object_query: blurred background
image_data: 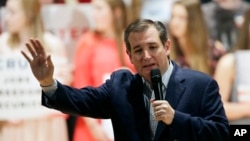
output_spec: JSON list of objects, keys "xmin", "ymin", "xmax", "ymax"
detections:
[{"xmin": 1, "ymin": 0, "xmax": 250, "ymax": 141}]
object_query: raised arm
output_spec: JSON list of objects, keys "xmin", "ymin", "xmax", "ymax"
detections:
[{"xmin": 21, "ymin": 38, "xmax": 54, "ymax": 86}]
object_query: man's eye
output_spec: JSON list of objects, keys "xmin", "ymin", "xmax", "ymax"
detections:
[
  {"xmin": 134, "ymin": 49, "xmax": 142, "ymax": 53},
  {"xmin": 150, "ymin": 46, "xmax": 157, "ymax": 49}
]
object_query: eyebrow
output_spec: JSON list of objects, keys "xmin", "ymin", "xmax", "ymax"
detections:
[
  {"xmin": 132, "ymin": 42, "xmax": 158, "ymax": 50},
  {"xmin": 148, "ymin": 42, "xmax": 158, "ymax": 46},
  {"xmin": 132, "ymin": 45, "xmax": 141, "ymax": 50}
]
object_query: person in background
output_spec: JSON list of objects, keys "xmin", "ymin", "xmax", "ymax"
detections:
[
  {"xmin": 21, "ymin": 18, "xmax": 229, "ymax": 141},
  {"xmin": 126, "ymin": 0, "xmax": 142, "ymax": 25},
  {"xmin": 201, "ymin": 0, "xmax": 211, "ymax": 3},
  {"xmin": 0, "ymin": 0, "xmax": 7, "ymax": 7},
  {"xmin": 214, "ymin": 8, "xmax": 250, "ymax": 125},
  {"xmin": 56, "ymin": 0, "xmax": 91, "ymax": 3},
  {"xmin": 0, "ymin": 0, "xmax": 6, "ymax": 33},
  {"xmin": 202, "ymin": 0, "xmax": 249, "ymax": 52},
  {"xmin": 140, "ymin": 0, "xmax": 176, "ymax": 24},
  {"xmin": 0, "ymin": 13, "xmax": 1, "ymax": 34},
  {"xmin": 39, "ymin": 0, "xmax": 91, "ymax": 4},
  {"xmin": 0, "ymin": 0, "xmax": 72, "ymax": 141},
  {"xmin": 168, "ymin": 0, "xmax": 224, "ymax": 75},
  {"xmin": 71, "ymin": 0, "xmax": 136, "ymax": 141}
]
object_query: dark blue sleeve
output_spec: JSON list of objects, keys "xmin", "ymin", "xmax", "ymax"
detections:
[{"xmin": 41, "ymin": 80, "xmax": 112, "ymax": 118}]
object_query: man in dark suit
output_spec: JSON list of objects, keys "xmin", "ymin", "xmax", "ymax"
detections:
[{"xmin": 21, "ymin": 19, "xmax": 229, "ymax": 141}]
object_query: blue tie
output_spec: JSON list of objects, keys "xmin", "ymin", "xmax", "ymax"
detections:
[{"xmin": 144, "ymin": 82, "xmax": 159, "ymax": 140}]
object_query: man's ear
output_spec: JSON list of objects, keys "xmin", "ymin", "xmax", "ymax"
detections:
[
  {"xmin": 126, "ymin": 50, "xmax": 133, "ymax": 64},
  {"xmin": 164, "ymin": 39, "xmax": 171, "ymax": 55}
]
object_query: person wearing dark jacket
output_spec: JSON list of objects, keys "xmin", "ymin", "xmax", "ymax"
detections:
[{"xmin": 21, "ymin": 19, "xmax": 229, "ymax": 141}]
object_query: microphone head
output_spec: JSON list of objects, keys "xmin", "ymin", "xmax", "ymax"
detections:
[{"xmin": 150, "ymin": 68, "xmax": 161, "ymax": 83}]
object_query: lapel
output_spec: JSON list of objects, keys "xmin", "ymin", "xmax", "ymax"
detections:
[
  {"xmin": 128, "ymin": 74, "xmax": 152, "ymax": 141},
  {"xmin": 154, "ymin": 63, "xmax": 186, "ymax": 141}
]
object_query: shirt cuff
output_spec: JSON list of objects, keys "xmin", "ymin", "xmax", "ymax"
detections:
[{"xmin": 41, "ymin": 79, "xmax": 58, "ymax": 96}]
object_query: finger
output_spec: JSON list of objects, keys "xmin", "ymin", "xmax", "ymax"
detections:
[
  {"xmin": 35, "ymin": 39, "xmax": 46, "ymax": 56},
  {"xmin": 30, "ymin": 38, "xmax": 45, "ymax": 57},
  {"xmin": 155, "ymin": 115, "xmax": 165, "ymax": 121},
  {"xmin": 155, "ymin": 103, "xmax": 170, "ymax": 113},
  {"xmin": 151, "ymin": 100, "xmax": 163, "ymax": 107},
  {"xmin": 154, "ymin": 110, "xmax": 161, "ymax": 116},
  {"xmin": 21, "ymin": 51, "xmax": 32, "ymax": 63},
  {"xmin": 150, "ymin": 99, "xmax": 155, "ymax": 103},
  {"xmin": 30, "ymin": 38, "xmax": 40, "ymax": 55},
  {"xmin": 47, "ymin": 55, "xmax": 54, "ymax": 68},
  {"xmin": 154, "ymin": 110, "xmax": 165, "ymax": 119},
  {"xmin": 25, "ymin": 42, "xmax": 37, "ymax": 58},
  {"xmin": 154, "ymin": 105, "xmax": 166, "ymax": 113},
  {"xmin": 153, "ymin": 105, "xmax": 162, "ymax": 111}
]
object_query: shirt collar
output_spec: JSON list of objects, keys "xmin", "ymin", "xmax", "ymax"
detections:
[{"xmin": 162, "ymin": 61, "xmax": 174, "ymax": 88}]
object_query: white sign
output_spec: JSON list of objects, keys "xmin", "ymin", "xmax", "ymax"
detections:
[{"xmin": 0, "ymin": 55, "xmax": 60, "ymax": 120}]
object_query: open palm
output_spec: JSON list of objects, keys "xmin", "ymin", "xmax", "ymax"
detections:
[{"xmin": 21, "ymin": 39, "xmax": 54, "ymax": 86}]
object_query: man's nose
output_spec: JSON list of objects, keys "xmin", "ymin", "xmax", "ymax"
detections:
[{"xmin": 143, "ymin": 50, "xmax": 151, "ymax": 60}]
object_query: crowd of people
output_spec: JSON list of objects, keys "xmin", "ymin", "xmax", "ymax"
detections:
[{"xmin": 1, "ymin": 0, "xmax": 250, "ymax": 141}]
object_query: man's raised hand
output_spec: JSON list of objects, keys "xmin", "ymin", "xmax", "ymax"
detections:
[{"xmin": 21, "ymin": 38, "xmax": 54, "ymax": 86}]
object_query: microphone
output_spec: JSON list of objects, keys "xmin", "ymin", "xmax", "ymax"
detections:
[{"xmin": 151, "ymin": 68, "xmax": 163, "ymax": 100}]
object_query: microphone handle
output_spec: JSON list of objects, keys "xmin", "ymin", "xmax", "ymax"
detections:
[
  {"xmin": 153, "ymin": 82, "xmax": 163, "ymax": 100},
  {"xmin": 158, "ymin": 82, "xmax": 163, "ymax": 100}
]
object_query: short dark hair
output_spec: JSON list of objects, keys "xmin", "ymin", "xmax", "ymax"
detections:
[{"xmin": 124, "ymin": 19, "xmax": 168, "ymax": 52}]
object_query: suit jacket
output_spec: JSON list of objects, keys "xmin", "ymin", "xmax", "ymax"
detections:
[{"xmin": 42, "ymin": 62, "xmax": 229, "ymax": 141}]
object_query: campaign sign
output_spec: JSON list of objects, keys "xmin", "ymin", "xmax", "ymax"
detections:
[{"xmin": 0, "ymin": 55, "xmax": 60, "ymax": 120}]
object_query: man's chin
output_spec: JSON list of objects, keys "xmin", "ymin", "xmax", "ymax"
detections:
[{"xmin": 141, "ymin": 72, "xmax": 151, "ymax": 82}]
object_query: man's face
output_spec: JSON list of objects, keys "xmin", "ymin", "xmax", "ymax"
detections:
[{"xmin": 127, "ymin": 26, "xmax": 171, "ymax": 82}]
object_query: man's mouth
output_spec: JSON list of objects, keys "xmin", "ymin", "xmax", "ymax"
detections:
[{"xmin": 143, "ymin": 63, "xmax": 156, "ymax": 69}]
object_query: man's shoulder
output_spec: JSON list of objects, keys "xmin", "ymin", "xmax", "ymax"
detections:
[
  {"xmin": 173, "ymin": 67, "xmax": 217, "ymax": 90},
  {"xmin": 175, "ymin": 65, "xmax": 213, "ymax": 82},
  {"xmin": 104, "ymin": 69, "xmax": 139, "ymax": 87},
  {"xmin": 110, "ymin": 68, "xmax": 135, "ymax": 79}
]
